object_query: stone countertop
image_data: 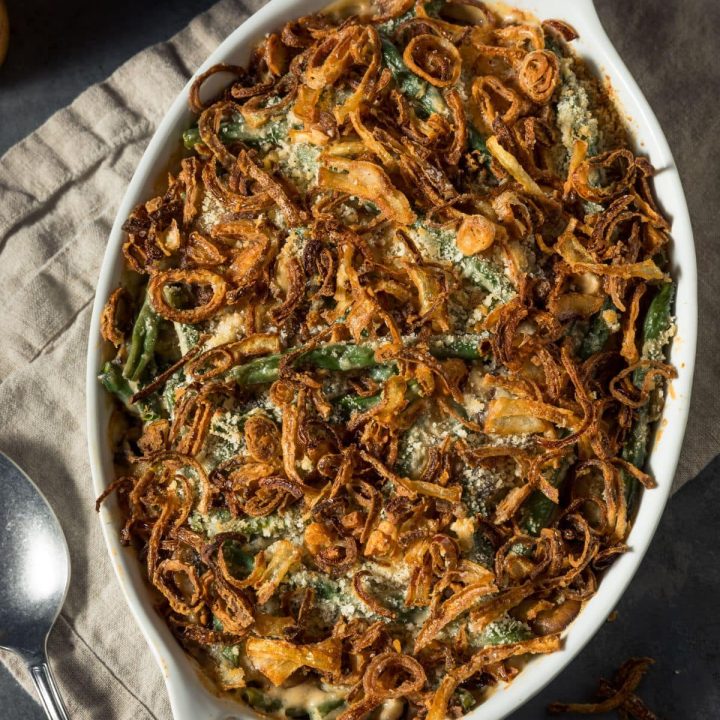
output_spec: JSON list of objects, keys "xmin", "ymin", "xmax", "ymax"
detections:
[{"xmin": 1, "ymin": 0, "xmax": 718, "ymax": 717}]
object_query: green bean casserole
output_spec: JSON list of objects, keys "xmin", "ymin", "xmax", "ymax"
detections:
[{"xmin": 97, "ymin": 1, "xmax": 677, "ymax": 718}]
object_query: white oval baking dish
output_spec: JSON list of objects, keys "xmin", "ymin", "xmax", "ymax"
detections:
[{"xmin": 86, "ymin": 1, "xmax": 697, "ymax": 718}]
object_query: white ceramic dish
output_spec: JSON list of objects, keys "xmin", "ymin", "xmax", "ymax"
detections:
[{"xmin": 86, "ymin": 1, "xmax": 697, "ymax": 718}]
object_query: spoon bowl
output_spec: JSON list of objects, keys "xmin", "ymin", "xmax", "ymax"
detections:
[{"xmin": 0, "ymin": 451, "xmax": 71, "ymax": 720}]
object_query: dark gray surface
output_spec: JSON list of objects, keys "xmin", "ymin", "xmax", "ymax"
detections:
[
  {"xmin": 1, "ymin": 0, "xmax": 718, "ymax": 718},
  {"xmin": 0, "ymin": 0, "xmax": 216, "ymax": 154}
]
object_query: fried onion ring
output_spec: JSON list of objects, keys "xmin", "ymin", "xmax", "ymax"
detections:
[
  {"xmin": 148, "ymin": 268, "xmax": 227, "ymax": 323},
  {"xmin": 403, "ymin": 34, "xmax": 462, "ymax": 88}
]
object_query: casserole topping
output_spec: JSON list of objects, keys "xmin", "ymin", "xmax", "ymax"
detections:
[{"xmin": 97, "ymin": 1, "xmax": 676, "ymax": 717}]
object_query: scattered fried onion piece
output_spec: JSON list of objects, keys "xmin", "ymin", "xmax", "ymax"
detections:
[{"xmin": 548, "ymin": 657, "xmax": 656, "ymax": 716}]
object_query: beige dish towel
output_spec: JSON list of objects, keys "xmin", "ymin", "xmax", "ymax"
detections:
[{"xmin": 0, "ymin": 0, "xmax": 716, "ymax": 717}]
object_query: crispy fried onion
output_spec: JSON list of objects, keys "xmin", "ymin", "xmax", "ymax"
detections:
[
  {"xmin": 517, "ymin": 49, "xmax": 560, "ymax": 103},
  {"xmin": 363, "ymin": 652, "xmax": 426, "ymax": 698},
  {"xmin": 361, "ymin": 451, "xmax": 463, "ymax": 503},
  {"xmin": 609, "ymin": 361, "xmax": 676, "ymax": 409},
  {"xmin": 486, "ymin": 134, "xmax": 546, "ymax": 199},
  {"xmin": 571, "ymin": 149, "xmax": 638, "ymax": 203},
  {"xmin": 315, "ymin": 536, "xmax": 358, "ymax": 575},
  {"xmin": 340, "ymin": 652, "xmax": 427, "ymax": 720},
  {"xmin": 189, "ymin": 334, "xmax": 280, "ymax": 379},
  {"xmin": 427, "ymin": 635, "xmax": 562, "ymax": 720},
  {"xmin": 556, "ymin": 225, "xmax": 664, "ymax": 281},
  {"xmin": 548, "ymin": 657, "xmax": 656, "ymax": 715},
  {"xmin": 472, "ymin": 76, "xmax": 525, "ymax": 132},
  {"xmin": 255, "ymin": 540, "xmax": 302, "ymax": 603},
  {"xmin": 153, "ymin": 559, "xmax": 203, "ymax": 615},
  {"xmin": 414, "ymin": 574, "xmax": 497, "ymax": 651},
  {"xmin": 485, "ymin": 396, "xmax": 579, "ymax": 435},
  {"xmin": 353, "ymin": 570, "xmax": 396, "ymax": 618},
  {"xmin": 100, "ymin": 287, "xmax": 129, "ymax": 347},
  {"xmin": 189, "ymin": 63, "xmax": 245, "ymax": 114},
  {"xmin": 455, "ymin": 213, "xmax": 502, "ymax": 255},
  {"xmin": 403, "ymin": 34, "xmax": 462, "ymax": 88},
  {"xmin": 303, "ymin": 24, "xmax": 382, "ymax": 124},
  {"xmin": 319, "ymin": 157, "xmax": 416, "ymax": 224},
  {"xmin": 236, "ymin": 150, "xmax": 307, "ymax": 226},
  {"xmin": 148, "ymin": 268, "xmax": 227, "ymax": 323},
  {"xmin": 542, "ymin": 19, "xmax": 579, "ymax": 42},
  {"xmin": 246, "ymin": 636, "xmax": 341, "ymax": 686}
]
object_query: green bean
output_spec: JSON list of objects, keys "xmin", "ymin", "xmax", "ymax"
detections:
[
  {"xmin": 636, "ymin": 281, "xmax": 675, "ymax": 371},
  {"xmin": 174, "ymin": 322, "xmax": 200, "ymax": 356},
  {"xmin": 467, "ymin": 125, "xmax": 491, "ymax": 164},
  {"xmin": 517, "ymin": 296, "xmax": 622, "ymax": 534},
  {"xmin": 428, "ymin": 334, "xmax": 487, "ymax": 360},
  {"xmin": 335, "ymin": 392, "xmax": 382, "ymax": 416},
  {"xmin": 227, "ymin": 353, "xmax": 283, "ymax": 386},
  {"xmin": 162, "ymin": 369, "xmax": 185, "ymax": 413},
  {"xmin": 191, "ymin": 508, "xmax": 304, "ymax": 540},
  {"xmin": 519, "ymin": 460, "xmax": 570, "ymax": 536},
  {"xmin": 381, "ymin": 36, "xmax": 491, "ymax": 164},
  {"xmin": 228, "ymin": 336, "xmax": 487, "ymax": 387},
  {"xmin": 333, "ymin": 335, "xmax": 487, "ymax": 417},
  {"xmin": 99, "ymin": 361, "xmax": 133, "ymax": 405},
  {"xmin": 480, "ymin": 619, "xmax": 534, "ymax": 646},
  {"xmin": 368, "ymin": 364, "xmax": 398, "ymax": 382},
  {"xmin": 380, "ymin": 37, "xmax": 446, "ymax": 118},
  {"xmin": 286, "ymin": 708, "xmax": 310, "ymax": 719},
  {"xmin": 621, "ymin": 417, "xmax": 649, "ymax": 514},
  {"xmin": 415, "ymin": 221, "xmax": 512, "ymax": 300},
  {"xmin": 227, "ymin": 345, "xmax": 373, "ymax": 387},
  {"xmin": 459, "ymin": 256, "xmax": 515, "ymax": 302},
  {"xmin": 241, "ymin": 688, "xmax": 282, "ymax": 713},
  {"xmin": 470, "ymin": 528, "xmax": 496, "ymax": 569},
  {"xmin": 99, "ymin": 362, "xmax": 160, "ymax": 422},
  {"xmin": 316, "ymin": 699, "xmax": 346, "ymax": 717},
  {"xmin": 335, "ymin": 379, "xmax": 422, "ymax": 418},
  {"xmin": 423, "ymin": 0, "xmax": 445, "ymax": 15},
  {"xmin": 455, "ymin": 688, "xmax": 477, "ymax": 713},
  {"xmin": 123, "ymin": 293, "xmax": 160, "ymax": 381},
  {"xmin": 301, "ymin": 343, "xmax": 378, "ymax": 371},
  {"xmin": 221, "ymin": 540, "xmax": 254, "ymax": 578},
  {"xmin": 221, "ymin": 645, "xmax": 241, "ymax": 667},
  {"xmin": 183, "ymin": 118, "xmax": 286, "ymax": 150},
  {"xmin": 579, "ymin": 298, "xmax": 617, "ymax": 360},
  {"xmin": 303, "ymin": 575, "xmax": 339, "ymax": 601},
  {"xmin": 622, "ymin": 281, "xmax": 675, "ymax": 512}
]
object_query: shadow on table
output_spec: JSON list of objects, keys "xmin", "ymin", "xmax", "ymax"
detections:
[
  {"xmin": 511, "ymin": 453, "xmax": 720, "ymax": 718},
  {"xmin": 0, "ymin": 0, "xmax": 217, "ymax": 153},
  {"xmin": 0, "ymin": 0, "xmax": 216, "ymax": 87}
]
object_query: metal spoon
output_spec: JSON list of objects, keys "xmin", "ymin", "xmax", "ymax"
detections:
[{"xmin": 0, "ymin": 451, "xmax": 71, "ymax": 720}]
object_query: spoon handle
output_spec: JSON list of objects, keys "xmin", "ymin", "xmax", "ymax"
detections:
[{"xmin": 29, "ymin": 659, "xmax": 70, "ymax": 720}]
